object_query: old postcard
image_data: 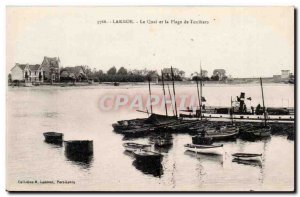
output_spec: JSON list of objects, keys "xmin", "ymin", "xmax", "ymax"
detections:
[{"xmin": 6, "ymin": 6, "xmax": 295, "ymax": 192}]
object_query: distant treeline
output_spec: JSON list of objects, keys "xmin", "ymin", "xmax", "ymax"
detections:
[{"xmin": 98, "ymin": 74, "xmax": 146, "ymax": 82}]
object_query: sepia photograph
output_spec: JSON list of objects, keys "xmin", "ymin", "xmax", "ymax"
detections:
[{"xmin": 6, "ymin": 6, "xmax": 295, "ymax": 192}]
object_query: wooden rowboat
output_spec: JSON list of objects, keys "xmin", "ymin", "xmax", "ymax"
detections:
[
  {"xmin": 232, "ymin": 153, "xmax": 262, "ymax": 160},
  {"xmin": 184, "ymin": 143, "xmax": 223, "ymax": 155},
  {"xmin": 123, "ymin": 142, "xmax": 152, "ymax": 152}
]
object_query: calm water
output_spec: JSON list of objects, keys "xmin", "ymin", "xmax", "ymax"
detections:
[{"xmin": 6, "ymin": 84, "xmax": 294, "ymax": 191}]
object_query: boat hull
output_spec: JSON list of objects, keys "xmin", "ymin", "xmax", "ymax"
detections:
[
  {"xmin": 184, "ymin": 144, "xmax": 224, "ymax": 155},
  {"xmin": 240, "ymin": 125, "xmax": 271, "ymax": 140},
  {"xmin": 43, "ymin": 132, "xmax": 63, "ymax": 144},
  {"xmin": 123, "ymin": 143, "xmax": 152, "ymax": 152},
  {"xmin": 133, "ymin": 150, "xmax": 163, "ymax": 164},
  {"xmin": 232, "ymin": 153, "xmax": 262, "ymax": 161}
]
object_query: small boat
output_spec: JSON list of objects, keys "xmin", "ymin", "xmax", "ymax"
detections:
[
  {"xmin": 193, "ymin": 126, "xmax": 239, "ymax": 142},
  {"xmin": 192, "ymin": 136, "xmax": 213, "ymax": 145},
  {"xmin": 43, "ymin": 132, "xmax": 63, "ymax": 144},
  {"xmin": 64, "ymin": 140, "xmax": 93, "ymax": 156},
  {"xmin": 132, "ymin": 149, "xmax": 163, "ymax": 164},
  {"xmin": 240, "ymin": 125, "xmax": 271, "ymax": 140},
  {"xmin": 123, "ymin": 142, "xmax": 152, "ymax": 152},
  {"xmin": 153, "ymin": 136, "xmax": 173, "ymax": 147},
  {"xmin": 122, "ymin": 127, "xmax": 155, "ymax": 137},
  {"xmin": 232, "ymin": 153, "xmax": 262, "ymax": 161},
  {"xmin": 184, "ymin": 143, "xmax": 223, "ymax": 155}
]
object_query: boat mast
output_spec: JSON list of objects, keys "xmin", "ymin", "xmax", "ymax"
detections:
[
  {"xmin": 161, "ymin": 70, "xmax": 168, "ymax": 116},
  {"xmin": 260, "ymin": 77, "xmax": 267, "ymax": 127},
  {"xmin": 148, "ymin": 76, "xmax": 153, "ymax": 114},
  {"xmin": 230, "ymin": 96, "xmax": 233, "ymax": 124},
  {"xmin": 167, "ymin": 84, "xmax": 176, "ymax": 116},
  {"xmin": 196, "ymin": 76, "xmax": 201, "ymax": 118},
  {"xmin": 171, "ymin": 66, "xmax": 178, "ymax": 117},
  {"xmin": 199, "ymin": 62, "xmax": 203, "ymax": 120}
]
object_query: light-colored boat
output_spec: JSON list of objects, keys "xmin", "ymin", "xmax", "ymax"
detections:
[
  {"xmin": 184, "ymin": 143, "xmax": 224, "ymax": 155},
  {"xmin": 123, "ymin": 142, "xmax": 152, "ymax": 152}
]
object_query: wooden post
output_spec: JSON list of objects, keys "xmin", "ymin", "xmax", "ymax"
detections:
[
  {"xmin": 161, "ymin": 70, "xmax": 168, "ymax": 116},
  {"xmin": 171, "ymin": 67, "xmax": 178, "ymax": 118},
  {"xmin": 196, "ymin": 78, "xmax": 201, "ymax": 118},
  {"xmin": 148, "ymin": 76, "xmax": 153, "ymax": 114},
  {"xmin": 260, "ymin": 77, "xmax": 267, "ymax": 127},
  {"xmin": 199, "ymin": 63, "xmax": 203, "ymax": 120},
  {"xmin": 167, "ymin": 84, "xmax": 175, "ymax": 116}
]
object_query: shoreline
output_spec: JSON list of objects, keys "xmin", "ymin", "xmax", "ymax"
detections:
[{"xmin": 8, "ymin": 81, "xmax": 294, "ymax": 88}]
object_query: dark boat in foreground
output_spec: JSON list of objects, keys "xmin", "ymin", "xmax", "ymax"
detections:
[
  {"xmin": 64, "ymin": 140, "xmax": 93, "ymax": 156},
  {"xmin": 43, "ymin": 132, "xmax": 63, "ymax": 144},
  {"xmin": 132, "ymin": 149, "xmax": 163, "ymax": 164}
]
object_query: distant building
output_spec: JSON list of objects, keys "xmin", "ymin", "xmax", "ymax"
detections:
[
  {"xmin": 162, "ymin": 68, "xmax": 185, "ymax": 78},
  {"xmin": 212, "ymin": 69, "xmax": 226, "ymax": 81},
  {"xmin": 201, "ymin": 70, "xmax": 208, "ymax": 78},
  {"xmin": 40, "ymin": 56, "xmax": 61, "ymax": 82},
  {"xmin": 60, "ymin": 66, "xmax": 87, "ymax": 82},
  {"xmin": 281, "ymin": 70, "xmax": 290, "ymax": 81},
  {"xmin": 273, "ymin": 75, "xmax": 281, "ymax": 83},
  {"xmin": 149, "ymin": 73, "xmax": 159, "ymax": 84},
  {"xmin": 10, "ymin": 63, "xmax": 44, "ymax": 82}
]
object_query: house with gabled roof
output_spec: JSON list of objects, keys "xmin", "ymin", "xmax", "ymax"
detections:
[
  {"xmin": 40, "ymin": 56, "xmax": 61, "ymax": 82},
  {"xmin": 10, "ymin": 63, "xmax": 44, "ymax": 82},
  {"xmin": 60, "ymin": 66, "xmax": 87, "ymax": 82}
]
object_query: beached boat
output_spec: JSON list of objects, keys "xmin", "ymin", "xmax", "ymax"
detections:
[
  {"xmin": 123, "ymin": 142, "xmax": 152, "ymax": 152},
  {"xmin": 132, "ymin": 149, "xmax": 163, "ymax": 164},
  {"xmin": 184, "ymin": 143, "xmax": 223, "ymax": 155},
  {"xmin": 232, "ymin": 153, "xmax": 262, "ymax": 161}
]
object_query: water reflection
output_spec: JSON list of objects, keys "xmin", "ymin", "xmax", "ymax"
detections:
[
  {"xmin": 132, "ymin": 160, "xmax": 163, "ymax": 178},
  {"xmin": 184, "ymin": 150, "xmax": 224, "ymax": 166},
  {"xmin": 44, "ymin": 140, "xmax": 63, "ymax": 147},
  {"xmin": 154, "ymin": 145, "xmax": 173, "ymax": 153},
  {"xmin": 64, "ymin": 152, "xmax": 94, "ymax": 170},
  {"xmin": 232, "ymin": 158, "xmax": 262, "ymax": 168}
]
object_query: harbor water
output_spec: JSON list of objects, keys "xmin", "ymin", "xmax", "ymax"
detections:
[{"xmin": 6, "ymin": 84, "xmax": 294, "ymax": 191}]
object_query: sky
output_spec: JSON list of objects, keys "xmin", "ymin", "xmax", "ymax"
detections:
[{"xmin": 6, "ymin": 7, "xmax": 294, "ymax": 78}]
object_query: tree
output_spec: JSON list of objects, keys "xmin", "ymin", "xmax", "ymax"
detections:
[
  {"xmin": 117, "ymin": 67, "xmax": 128, "ymax": 75},
  {"xmin": 8, "ymin": 74, "xmax": 12, "ymax": 83},
  {"xmin": 107, "ymin": 66, "xmax": 117, "ymax": 75}
]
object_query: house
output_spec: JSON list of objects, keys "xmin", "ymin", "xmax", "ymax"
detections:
[
  {"xmin": 60, "ymin": 66, "xmax": 87, "ymax": 82},
  {"xmin": 149, "ymin": 73, "xmax": 159, "ymax": 84},
  {"xmin": 281, "ymin": 70, "xmax": 290, "ymax": 82},
  {"xmin": 273, "ymin": 75, "xmax": 281, "ymax": 83},
  {"xmin": 162, "ymin": 68, "xmax": 185, "ymax": 78},
  {"xmin": 191, "ymin": 70, "xmax": 208, "ymax": 78},
  {"xmin": 212, "ymin": 69, "xmax": 226, "ymax": 81},
  {"xmin": 40, "ymin": 56, "xmax": 61, "ymax": 82},
  {"xmin": 10, "ymin": 63, "xmax": 44, "ymax": 82}
]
